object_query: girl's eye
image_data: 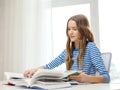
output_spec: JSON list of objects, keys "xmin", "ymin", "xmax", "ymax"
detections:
[
  {"xmin": 67, "ymin": 28, "xmax": 78, "ymax": 31},
  {"xmin": 67, "ymin": 29, "xmax": 70, "ymax": 31},
  {"xmin": 73, "ymin": 28, "xmax": 77, "ymax": 31}
]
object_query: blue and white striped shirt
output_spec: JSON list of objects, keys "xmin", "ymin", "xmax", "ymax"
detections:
[{"xmin": 44, "ymin": 42, "xmax": 110, "ymax": 83}]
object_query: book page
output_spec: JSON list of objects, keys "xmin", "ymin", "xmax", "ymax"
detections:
[
  {"xmin": 32, "ymin": 81, "xmax": 71, "ymax": 89},
  {"xmin": 29, "ymin": 69, "xmax": 81, "ymax": 85},
  {"xmin": 4, "ymin": 72, "xmax": 24, "ymax": 79}
]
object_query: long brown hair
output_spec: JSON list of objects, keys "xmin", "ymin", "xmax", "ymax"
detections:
[{"xmin": 66, "ymin": 14, "xmax": 94, "ymax": 70}]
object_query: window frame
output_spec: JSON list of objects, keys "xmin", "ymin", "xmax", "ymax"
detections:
[{"xmin": 51, "ymin": 0, "xmax": 100, "ymax": 48}]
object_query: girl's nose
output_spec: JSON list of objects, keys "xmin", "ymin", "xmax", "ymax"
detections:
[{"xmin": 69, "ymin": 30, "xmax": 73, "ymax": 34}]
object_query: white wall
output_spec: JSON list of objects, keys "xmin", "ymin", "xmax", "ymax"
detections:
[
  {"xmin": 99, "ymin": 0, "xmax": 120, "ymax": 82},
  {"xmin": 0, "ymin": 0, "xmax": 52, "ymax": 80}
]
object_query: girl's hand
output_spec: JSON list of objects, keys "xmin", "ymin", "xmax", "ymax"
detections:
[
  {"xmin": 24, "ymin": 68, "xmax": 37, "ymax": 78},
  {"xmin": 24, "ymin": 66, "xmax": 43, "ymax": 78},
  {"xmin": 68, "ymin": 72, "xmax": 90, "ymax": 83}
]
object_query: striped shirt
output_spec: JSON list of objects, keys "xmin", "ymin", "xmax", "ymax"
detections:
[{"xmin": 44, "ymin": 42, "xmax": 110, "ymax": 83}]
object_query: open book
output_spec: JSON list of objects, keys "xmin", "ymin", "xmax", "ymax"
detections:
[{"xmin": 3, "ymin": 69, "xmax": 80, "ymax": 89}]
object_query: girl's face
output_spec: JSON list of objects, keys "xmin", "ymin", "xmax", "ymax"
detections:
[{"xmin": 67, "ymin": 20, "xmax": 80, "ymax": 43}]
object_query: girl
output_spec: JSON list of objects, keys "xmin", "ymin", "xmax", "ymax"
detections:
[{"xmin": 24, "ymin": 14, "xmax": 110, "ymax": 83}]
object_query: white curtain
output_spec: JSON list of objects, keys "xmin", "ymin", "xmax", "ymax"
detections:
[{"xmin": 0, "ymin": 0, "xmax": 52, "ymax": 80}]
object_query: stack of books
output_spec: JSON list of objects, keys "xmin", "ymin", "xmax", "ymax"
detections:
[{"xmin": 3, "ymin": 69, "xmax": 80, "ymax": 89}]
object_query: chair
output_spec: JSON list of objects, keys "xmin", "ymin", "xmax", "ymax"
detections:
[{"xmin": 101, "ymin": 52, "xmax": 112, "ymax": 73}]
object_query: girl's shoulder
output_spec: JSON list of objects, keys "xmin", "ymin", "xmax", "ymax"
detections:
[
  {"xmin": 86, "ymin": 42, "xmax": 96, "ymax": 47},
  {"xmin": 86, "ymin": 42, "xmax": 99, "ymax": 51}
]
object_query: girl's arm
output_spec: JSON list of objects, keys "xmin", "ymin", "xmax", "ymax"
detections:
[{"xmin": 69, "ymin": 72, "xmax": 104, "ymax": 83}]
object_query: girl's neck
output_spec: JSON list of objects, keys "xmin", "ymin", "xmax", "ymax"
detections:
[{"xmin": 74, "ymin": 41, "xmax": 81, "ymax": 49}]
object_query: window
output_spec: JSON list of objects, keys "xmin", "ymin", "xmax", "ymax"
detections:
[
  {"xmin": 52, "ymin": 4, "xmax": 90, "ymax": 57},
  {"xmin": 51, "ymin": 0, "xmax": 99, "ymax": 69}
]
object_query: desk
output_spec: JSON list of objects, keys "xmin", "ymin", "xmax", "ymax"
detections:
[{"xmin": 1, "ymin": 82, "xmax": 120, "ymax": 90}]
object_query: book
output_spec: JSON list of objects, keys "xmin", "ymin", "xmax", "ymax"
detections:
[{"xmin": 3, "ymin": 69, "xmax": 81, "ymax": 89}]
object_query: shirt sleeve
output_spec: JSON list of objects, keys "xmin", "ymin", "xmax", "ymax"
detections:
[
  {"xmin": 43, "ymin": 50, "xmax": 66, "ymax": 69},
  {"xmin": 87, "ymin": 42, "xmax": 110, "ymax": 83}
]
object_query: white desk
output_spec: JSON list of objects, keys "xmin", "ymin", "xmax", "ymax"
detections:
[{"xmin": 1, "ymin": 82, "xmax": 120, "ymax": 90}]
